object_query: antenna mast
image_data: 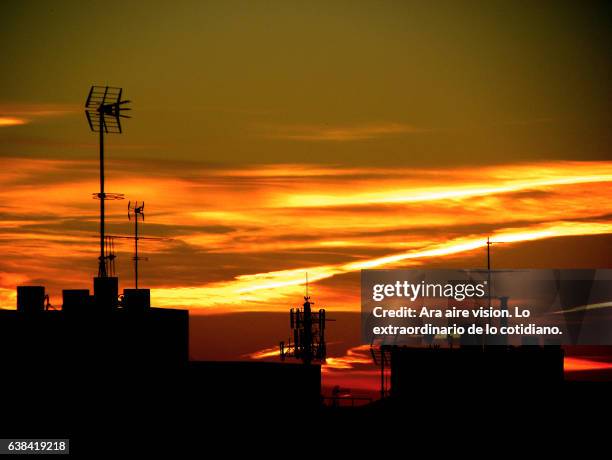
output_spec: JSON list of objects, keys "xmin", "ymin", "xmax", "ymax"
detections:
[
  {"xmin": 485, "ymin": 236, "xmax": 505, "ymax": 345},
  {"xmin": 84, "ymin": 86, "xmax": 131, "ymax": 277},
  {"xmin": 128, "ymin": 201, "xmax": 145, "ymax": 289},
  {"xmin": 486, "ymin": 236, "xmax": 505, "ymax": 305}
]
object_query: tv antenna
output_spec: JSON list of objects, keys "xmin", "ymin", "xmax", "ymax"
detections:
[
  {"xmin": 84, "ymin": 86, "xmax": 131, "ymax": 277},
  {"xmin": 128, "ymin": 201, "xmax": 145, "ymax": 289},
  {"xmin": 106, "ymin": 203, "xmax": 171, "ymax": 289}
]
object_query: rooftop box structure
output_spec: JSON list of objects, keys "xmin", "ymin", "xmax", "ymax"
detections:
[
  {"xmin": 62, "ymin": 289, "xmax": 91, "ymax": 313},
  {"xmin": 17, "ymin": 286, "xmax": 45, "ymax": 313},
  {"xmin": 123, "ymin": 288, "xmax": 150, "ymax": 311},
  {"xmin": 93, "ymin": 276, "xmax": 118, "ymax": 311}
]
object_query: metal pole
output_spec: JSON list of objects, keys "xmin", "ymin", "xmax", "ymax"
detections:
[
  {"xmin": 487, "ymin": 237, "xmax": 491, "ymax": 272},
  {"xmin": 486, "ymin": 237, "xmax": 492, "ymax": 347},
  {"xmin": 99, "ymin": 115, "xmax": 106, "ymax": 277},
  {"xmin": 487, "ymin": 237, "xmax": 491, "ymax": 307},
  {"xmin": 380, "ymin": 348, "xmax": 385, "ymax": 400},
  {"xmin": 135, "ymin": 210, "xmax": 139, "ymax": 289},
  {"xmin": 303, "ymin": 298, "xmax": 312, "ymax": 364}
]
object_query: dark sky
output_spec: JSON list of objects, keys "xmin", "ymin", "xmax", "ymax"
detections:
[{"xmin": 1, "ymin": 0, "xmax": 611, "ymax": 166}]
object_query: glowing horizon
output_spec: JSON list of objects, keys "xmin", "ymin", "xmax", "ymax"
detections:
[{"xmin": 0, "ymin": 158, "xmax": 610, "ymax": 312}]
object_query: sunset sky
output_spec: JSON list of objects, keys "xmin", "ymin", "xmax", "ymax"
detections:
[{"xmin": 1, "ymin": 1, "xmax": 612, "ymax": 392}]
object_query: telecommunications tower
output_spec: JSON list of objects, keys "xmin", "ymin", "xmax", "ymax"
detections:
[{"xmin": 280, "ymin": 274, "xmax": 328, "ymax": 364}]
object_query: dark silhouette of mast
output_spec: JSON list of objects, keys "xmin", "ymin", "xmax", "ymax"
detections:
[
  {"xmin": 128, "ymin": 201, "xmax": 145, "ymax": 289},
  {"xmin": 107, "ymin": 203, "xmax": 167, "ymax": 289},
  {"xmin": 485, "ymin": 236, "xmax": 505, "ymax": 344},
  {"xmin": 99, "ymin": 109, "xmax": 105, "ymax": 276},
  {"xmin": 280, "ymin": 273, "xmax": 327, "ymax": 364},
  {"xmin": 486, "ymin": 236, "xmax": 505, "ymax": 307},
  {"xmin": 84, "ymin": 86, "xmax": 131, "ymax": 277}
]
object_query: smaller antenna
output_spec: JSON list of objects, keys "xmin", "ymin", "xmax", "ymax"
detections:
[
  {"xmin": 128, "ymin": 201, "xmax": 145, "ymax": 289},
  {"xmin": 486, "ymin": 236, "xmax": 505, "ymax": 272},
  {"xmin": 305, "ymin": 272, "xmax": 309, "ymax": 300}
]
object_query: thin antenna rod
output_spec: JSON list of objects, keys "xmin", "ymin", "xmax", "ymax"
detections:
[
  {"xmin": 98, "ymin": 108, "xmax": 105, "ymax": 277},
  {"xmin": 135, "ymin": 204, "xmax": 139, "ymax": 289},
  {"xmin": 486, "ymin": 236, "xmax": 506, "ymax": 297},
  {"xmin": 305, "ymin": 272, "xmax": 308, "ymax": 298},
  {"xmin": 485, "ymin": 236, "xmax": 506, "ymax": 346}
]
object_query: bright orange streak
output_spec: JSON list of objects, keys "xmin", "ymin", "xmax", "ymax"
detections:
[
  {"xmin": 343, "ymin": 223, "xmax": 602, "ymax": 271},
  {"xmin": 323, "ymin": 345, "xmax": 372, "ymax": 371},
  {"xmin": 0, "ymin": 117, "xmax": 27, "ymax": 127},
  {"xmin": 245, "ymin": 344, "xmax": 374, "ymax": 371},
  {"xmin": 282, "ymin": 173, "xmax": 612, "ymax": 207},
  {"xmin": 244, "ymin": 346, "xmax": 280, "ymax": 360},
  {"xmin": 152, "ymin": 220, "xmax": 612, "ymax": 310},
  {"xmin": 564, "ymin": 357, "xmax": 612, "ymax": 372},
  {"xmin": 246, "ymin": 346, "xmax": 612, "ymax": 372}
]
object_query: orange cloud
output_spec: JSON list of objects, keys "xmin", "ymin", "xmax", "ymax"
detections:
[
  {"xmin": 565, "ymin": 357, "xmax": 612, "ymax": 372},
  {"xmin": 0, "ymin": 117, "xmax": 27, "ymax": 127},
  {"xmin": 151, "ymin": 220, "xmax": 612, "ymax": 310},
  {"xmin": 246, "ymin": 343, "xmax": 374, "ymax": 371},
  {"xmin": 0, "ymin": 158, "xmax": 610, "ymax": 312},
  {"xmin": 0, "ymin": 103, "xmax": 78, "ymax": 127},
  {"xmin": 323, "ymin": 345, "xmax": 373, "ymax": 371},
  {"xmin": 278, "ymin": 163, "xmax": 612, "ymax": 207},
  {"xmin": 243, "ymin": 346, "xmax": 280, "ymax": 360}
]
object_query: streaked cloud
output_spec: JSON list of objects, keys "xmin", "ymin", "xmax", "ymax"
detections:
[
  {"xmin": 0, "ymin": 103, "xmax": 79, "ymax": 127},
  {"xmin": 262, "ymin": 122, "xmax": 424, "ymax": 141},
  {"xmin": 565, "ymin": 357, "xmax": 612, "ymax": 372},
  {"xmin": 278, "ymin": 162, "xmax": 612, "ymax": 207},
  {"xmin": 0, "ymin": 117, "xmax": 27, "ymax": 127},
  {"xmin": 243, "ymin": 346, "xmax": 280, "ymax": 360},
  {"xmin": 0, "ymin": 158, "xmax": 610, "ymax": 312},
  {"xmin": 151, "ymin": 219, "xmax": 612, "ymax": 310},
  {"xmin": 323, "ymin": 345, "xmax": 373, "ymax": 371},
  {"xmin": 247, "ymin": 343, "xmax": 373, "ymax": 371}
]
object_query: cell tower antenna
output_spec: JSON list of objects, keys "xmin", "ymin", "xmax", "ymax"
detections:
[
  {"xmin": 84, "ymin": 85, "xmax": 131, "ymax": 277},
  {"xmin": 280, "ymin": 286, "xmax": 329, "ymax": 365},
  {"xmin": 128, "ymin": 201, "xmax": 145, "ymax": 289}
]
